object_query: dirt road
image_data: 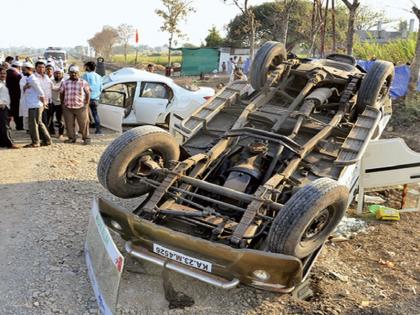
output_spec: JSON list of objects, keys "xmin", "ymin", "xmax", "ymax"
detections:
[{"xmin": 0, "ymin": 129, "xmax": 419, "ymax": 315}]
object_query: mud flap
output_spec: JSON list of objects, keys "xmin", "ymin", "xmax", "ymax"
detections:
[
  {"xmin": 162, "ymin": 262, "xmax": 195, "ymax": 309},
  {"xmin": 85, "ymin": 198, "xmax": 125, "ymax": 315}
]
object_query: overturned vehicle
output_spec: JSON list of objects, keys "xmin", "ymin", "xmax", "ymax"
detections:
[{"xmin": 95, "ymin": 42, "xmax": 394, "ymax": 293}]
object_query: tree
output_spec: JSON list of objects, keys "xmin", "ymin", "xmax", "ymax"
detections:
[
  {"xmin": 155, "ymin": 0, "xmax": 195, "ymax": 66},
  {"xmin": 205, "ymin": 26, "xmax": 224, "ymax": 47},
  {"xmin": 225, "ymin": 1, "xmax": 314, "ymax": 51},
  {"xmin": 406, "ymin": 5, "xmax": 420, "ymax": 111},
  {"xmin": 117, "ymin": 24, "xmax": 135, "ymax": 63},
  {"xmin": 341, "ymin": 0, "xmax": 360, "ymax": 55},
  {"xmin": 355, "ymin": 6, "xmax": 391, "ymax": 31},
  {"xmin": 88, "ymin": 26, "xmax": 119, "ymax": 59},
  {"xmin": 224, "ymin": 0, "xmax": 257, "ymax": 60},
  {"xmin": 273, "ymin": 0, "xmax": 298, "ymax": 44}
]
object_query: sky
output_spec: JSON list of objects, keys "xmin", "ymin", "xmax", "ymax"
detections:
[{"xmin": 0, "ymin": 0, "xmax": 418, "ymax": 49}]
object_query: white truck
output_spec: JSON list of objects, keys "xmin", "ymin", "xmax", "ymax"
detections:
[{"xmin": 44, "ymin": 47, "xmax": 67, "ymax": 69}]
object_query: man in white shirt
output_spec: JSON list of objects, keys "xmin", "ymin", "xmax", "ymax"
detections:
[
  {"xmin": 34, "ymin": 61, "xmax": 53, "ymax": 127},
  {"xmin": 50, "ymin": 68, "xmax": 65, "ymax": 138},
  {"xmin": 56, "ymin": 57, "xmax": 64, "ymax": 70},
  {"xmin": 0, "ymin": 66, "xmax": 18, "ymax": 148},
  {"xmin": 21, "ymin": 62, "xmax": 51, "ymax": 148}
]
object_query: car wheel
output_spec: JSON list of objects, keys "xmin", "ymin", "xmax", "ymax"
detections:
[
  {"xmin": 355, "ymin": 61, "xmax": 394, "ymax": 115},
  {"xmin": 267, "ymin": 178, "xmax": 349, "ymax": 258},
  {"xmin": 249, "ymin": 41, "xmax": 287, "ymax": 91},
  {"xmin": 97, "ymin": 126, "xmax": 180, "ymax": 199}
]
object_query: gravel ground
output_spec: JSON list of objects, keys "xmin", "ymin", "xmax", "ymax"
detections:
[{"xmin": 0, "ymin": 128, "xmax": 419, "ymax": 315}]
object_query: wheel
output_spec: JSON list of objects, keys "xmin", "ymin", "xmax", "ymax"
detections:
[
  {"xmin": 249, "ymin": 41, "xmax": 287, "ymax": 90},
  {"xmin": 355, "ymin": 61, "xmax": 394, "ymax": 115},
  {"xmin": 97, "ymin": 126, "xmax": 180, "ymax": 199},
  {"xmin": 267, "ymin": 178, "xmax": 349, "ymax": 258}
]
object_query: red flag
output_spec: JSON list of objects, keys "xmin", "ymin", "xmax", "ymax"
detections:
[{"xmin": 135, "ymin": 30, "xmax": 139, "ymax": 44}]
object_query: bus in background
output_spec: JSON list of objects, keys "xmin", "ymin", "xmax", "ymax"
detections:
[{"xmin": 44, "ymin": 47, "xmax": 67, "ymax": 69}]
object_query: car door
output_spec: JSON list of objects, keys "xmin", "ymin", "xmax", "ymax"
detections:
[
  {"xmin": 134, "ymin": 81, "xmax": 173, "ymax": 124},
  {"xmin": 97, "ymin": 82, "xmax": 137, "ymax": 132}
]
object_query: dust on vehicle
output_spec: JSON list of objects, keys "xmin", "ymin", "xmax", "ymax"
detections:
[{"xmin": 94, "ymin": 41, "xmax": 395, "ymax": 293}]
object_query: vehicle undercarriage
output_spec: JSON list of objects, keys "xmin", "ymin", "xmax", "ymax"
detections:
[{"xmin": 96, "ymin": 41, "xmax": 394, "ymax": 291}]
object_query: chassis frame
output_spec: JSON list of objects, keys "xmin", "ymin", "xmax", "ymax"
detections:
[{"xmin": 95, "ymin": 48, "xmax": 394, "ymax": 292}]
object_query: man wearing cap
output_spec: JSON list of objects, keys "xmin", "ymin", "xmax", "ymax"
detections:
[
  {"xmin": 21, "ymin": 62, "xmax": 51, "ymax": 148},
  {"xmin": 60, "ymin": 65, "xmax": 91, "ymax": 145},
  {"xmin": 0, "ymin": 67, "xmax": 18, "ymax": 149},
  {"xmin": 6, "ymin": 60, "xmax": 23, "ymax": 130},
  {"xmin": 50, "ymin": 68, "xmax": 65, "ymax": 138},
  {"xmin": 82, "ymin": 61, "xmax": 102, "ymax": 135}
]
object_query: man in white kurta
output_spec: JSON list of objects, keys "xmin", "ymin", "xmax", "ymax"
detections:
[{"xmin": 0, "ymin": 67, "xmax": 18, "ymax": 148}]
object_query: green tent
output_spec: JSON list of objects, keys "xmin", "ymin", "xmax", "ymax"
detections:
[{"xmin": 178, "ymin": 48, "xmax": 219, "ymax": 76}]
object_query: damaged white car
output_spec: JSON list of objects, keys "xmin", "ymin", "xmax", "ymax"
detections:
[{"xmin": 97, "ymin": 68, "xmax": 215, "ymax": 132}]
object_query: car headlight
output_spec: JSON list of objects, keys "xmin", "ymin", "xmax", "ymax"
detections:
[{"xmin": 252, "ymin": 270, "xmax": 271, "ymax": 281}]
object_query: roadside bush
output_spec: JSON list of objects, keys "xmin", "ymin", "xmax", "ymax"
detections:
[{"xmin": 353, "ymin": 36, "xmax": 416, "ymax": 64}]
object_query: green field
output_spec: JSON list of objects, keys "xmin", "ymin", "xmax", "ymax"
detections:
[{"xmin": 111, "ymin": 54, "xmax": 182, "ymax": 66}]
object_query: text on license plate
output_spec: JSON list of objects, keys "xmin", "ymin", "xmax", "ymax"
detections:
[{"xmin": 153, "ymin": 244, "xmax": 212, "ymax": 272}]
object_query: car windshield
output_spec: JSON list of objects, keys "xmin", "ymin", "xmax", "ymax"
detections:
[{"xmin": 44, "ymin": 52, "xmax": 66, "ymax": 60}]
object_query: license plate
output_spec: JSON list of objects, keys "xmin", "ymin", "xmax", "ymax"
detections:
[
  {"xmin": 85, "ymin": 198, "xmax": 125, "ymax": 315},
  {"xmin": 153, "ymin": 243, "xmax": 212, "ymax": 272}
]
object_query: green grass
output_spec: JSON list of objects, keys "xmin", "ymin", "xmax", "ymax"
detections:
[
  {"xmin": 111, "ymin": 54, "xmax": 182, "ymax": 66},
  {"xmin": 353, "ymin": 37, "xmax": 416, "ymax": 64}
]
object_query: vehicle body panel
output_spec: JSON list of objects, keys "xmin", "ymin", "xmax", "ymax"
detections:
[
  {"xmin": 97, "ymin": 68, "xmax": 215, "ymax": 132},
  {"xmin": 97, "ymin": 197, "xmax": 303, "ymax": 291}
]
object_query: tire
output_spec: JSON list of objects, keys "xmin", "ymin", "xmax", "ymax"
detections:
[
  {"xmin": 355, "ymin": 61, "xmax": 394, "ymax": 115},
  {"xmin": 97, "ymin": 126, "xmax": 180, "ymax": 199},
  {"xmin": 250, "ymin": 41, "xmax": 287, "ymax": 91},
  {"xmin": 267, "ymin": 178, "xmax": 349, "ymax": 258}
]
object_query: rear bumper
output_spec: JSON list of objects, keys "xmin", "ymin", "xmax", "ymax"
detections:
[{"xmin": 97, "ymin": 197, "xmax": 303, "ymax": 292}]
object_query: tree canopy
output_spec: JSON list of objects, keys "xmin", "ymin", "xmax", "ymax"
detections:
[
  {"xmin": 117, "ymin": 24, "xmax": 136, "ymax": 63},
  {"xmin": 156, "ymin": 0, "xmax": 195, "ymax": 65},
  {"xmin": 88, "ymin": 26, "xmax": 119, "ymax": 59},
  {"xmin": 224, "ymin": 0, "xmax": 390, "ymax": 55},
  {"xmin": 205, "ymin": 26, "xmax": 224, "ymax": 47}
]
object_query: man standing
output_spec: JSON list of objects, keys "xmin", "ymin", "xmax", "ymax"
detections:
[
  {"xmin": 56, "ymin": 57, "xmax": 64, "ymax": 70},
  {"xmin": 147, "ymin": 64, "xmax": 155, "ymax": 73},
  {"xmin": 60, "ymin": 65, "xmax": 91, "ymax": 145},
  {"xmin": 34, "ymin": 61, "xmax": 53, "ymax": 127},
  {"xmin": 6, "ymin": 60, "xmax": 23, "ymax": 130},
  {"xmin": 21, "ymin": 62, "xmax": 51, "ymax": 148},
  {"xmin": 50, "ymin": 68, "xmax": 65, "ymax": 139},
  {"xmin": 46, "ymin": 64, "xmax": 54, "ymax": 79},
  {"xmin": 0, "ymin": 67, "xmax": 18, "ymax": 149},
  {"xmin": 5, "ymin": 56, "xmax": 14, "ymax": 66},
  {"xmin": 82, "ymin": 61, "xmax": 102, "ymax": 134}
]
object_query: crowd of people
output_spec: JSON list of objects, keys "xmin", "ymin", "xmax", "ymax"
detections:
[
  {"xmin": 221, "ymin": 55, "xmax": 249, "ymax": 82},
  {"xmin": 0, "ymin": 56, "xmax": 103, "ymax": 149}
]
